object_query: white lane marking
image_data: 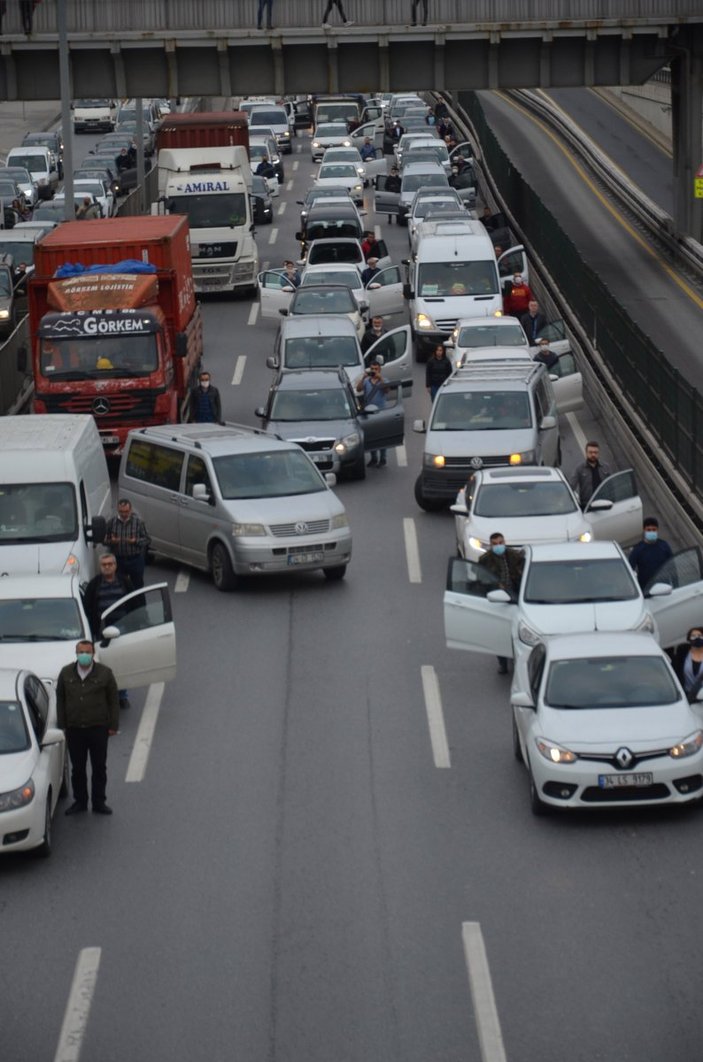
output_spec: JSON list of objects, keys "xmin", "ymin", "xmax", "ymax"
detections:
[
  {"xmin": 248, "ymin": 302, "xmax": 260, "ymax": 326},
  {"xmin": 421, "ymin": 665, "xmax": 450, "ymax": 768},
  {"xmin": 462, "ymin": 923, "xmax": 508, "ymax": 1062},
  {"xmin": 286, "ymin": 178, "xmax": 294, "ymax": 190},
  {"xmin": 125, "ymin": 683, "xmax": 164, "ymax": 783},
  {"xmin": 231, "ymin": 355, "xmax": 247, "ymax": 386},
  {"xmin": 374, "ymin": 223, "xmax": 382, "ymax": 239},
  {"xmin": 53, "ymin": 947, "xmax": 102, "ymax": 1062},
  {"xmin": 268, "ymin": 227, "xmax": 278, "ymax": 245},
  {"xmin": 403, "ymin": 516, "xmax": 422, "ymax": 584},
  {"xmin": 395, "ymin": 444, "xmax": 407, "ymax": 468},
  {"xmin": 566, "ymin": 411, "xmax": 587, "ymax": 453},
  {"xmin": 278, "ymin": 201, "xmax": 287, "ymax": 216},
  {"xmin": 292, "ymin": 159, "xmax": 299, "ymax": 171},
  {"xmin": 174, "ymin": 569, "xmax": 191, "ymax": 592}
]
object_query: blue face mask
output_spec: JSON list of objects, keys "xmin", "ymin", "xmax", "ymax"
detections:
[
  {"xmin": 492, "ymin": 543, "xmax": 506, "ymax": 556},
  {"xmin": 644, "ymin": 530, "xmax": 658, "ymax": 543},
  {"xmin": 76, "ymin": 652, "xmax": 93, "ymax": 667}
]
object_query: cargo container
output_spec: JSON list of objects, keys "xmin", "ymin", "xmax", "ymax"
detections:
[{"xmin": 155, "ymin": 111, "xmax": 250, "ymax": 154}]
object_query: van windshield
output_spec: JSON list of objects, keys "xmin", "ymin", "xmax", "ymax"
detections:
[
  {"xmin": 40, "ymin": 335, "xmax": 158, "ymax": 378},
  {"xmin": 0, "ymin": 483, "xmax": 78, "ymax": 543},
  {"xmin": 8, "ymin": 154, "xmax": 46, "ymax": 175},
  {"xmin": 168, "ymin": 192, "xmax": 247, "ymax": 229},
  {"xmin": 0, "ymin": 598, "xmax": 84, "ymax": 642},
  {"xmin": 430, "ymin": 391, "xmax": 531, "ymax": 431},
  {"xmin": 213, "ymin": 450, "xmax": 326, "ymax": 499},
  {"xmin": 418, "ymin": 260, "xmax": 498, "ymax": 297},
  {"xmin": 250, "ymin": 109, "xmax": 287, "ymax": 127}
]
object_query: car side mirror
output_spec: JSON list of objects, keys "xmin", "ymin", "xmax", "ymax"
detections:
[
  {"xmin": 486, "ymin": 589, "xmax": 512, "ymax": 604},
  {"xmin": 412, "ymin": 419, "xmax": 426, "ymax": 433},
  {"xmin": 402, "ymin": 283, "xmax": 412, "ymax": 300},
  {"xmin": 255, "ymin": 406, "xmax": 266, "ymax": 418},
  {"xmin": 450, "ymin": 503, "xmax": 468, "ymax": 515},
  {"xmin": 41, "ymin": 727, "xmax": 65, "ymax": 748},
  {"xmin": 587, "ymin": 498, "xmax": 613, "ymax": 512},
  {"xmin": 87, "ymin": 515, "xmax": 106, "ymax": 544},
  {"xmin": 266, "ymin": 356, "xmax": 278, "ymax": 369},
  {"xmin": 100, "ymin": 625, "xmax": 121, "ymax": 645},
  {"xmin": 295, "ymin": 231, "xmax": 302, "ymax": 241},
  {"xmin": 279, "ymin": 308, "xmax": 289, "ymax": 316},
  {"xmin": 324, "ymin": 473, "xmax": 337, "ymax": 486},
  {"xmin": 646, "ymin": 582, "xmax": 672, "ymax": 598},
  {"xmin": 192, "ymin": 483, "xmax": 212, "ymax": 504},
  {"xmin": 511, "ymin": 691, "xmax": 535, "ymax": 709},
  {"xmin": 539, "ymin": 415, "xmax": 556, "ymax": 430}
]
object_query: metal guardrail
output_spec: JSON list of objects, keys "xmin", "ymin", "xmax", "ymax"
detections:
[{"xmin": 511, "ymin": 88, "xmax": 703, "ymax": 278}]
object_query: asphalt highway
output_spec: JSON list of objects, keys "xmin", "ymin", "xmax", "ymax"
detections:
[{"xmin": 2, "ymin": 115, "xmax": 703, "ymax": 1062}]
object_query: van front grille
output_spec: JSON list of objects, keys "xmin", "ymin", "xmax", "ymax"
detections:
[{"xmin": 270, "ymin": 519, "xmax": 330, "ymax": 537}]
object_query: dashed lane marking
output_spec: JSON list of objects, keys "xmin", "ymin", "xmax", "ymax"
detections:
[
  {"xmin": 53, "ymin": 947, "xmax": 102, "ymax": 1062},
  {"xmin": 462, "ymin": 923, "xmax": 508, "ymax": 1062},
  {"xmin": 248, "ymin": 302, "xmax": 260, "ymax": 326},
  {"xmin": 174, "ymin": 569, "xmax": 191, "ymax": 592},
  {"xmin": 403, "ymin": 516, "xmax": 422, "ymax": 583},
  {"xmin": 231, "ymin": 355, "xmax": 247, "ymax": 386},
  {"xmin": 421, "ymin": 665, "xmax": 451, "ymax": 768},
  {"xmin": 125, "ymin": 683, "xmax": 164, "ymax": 784}
]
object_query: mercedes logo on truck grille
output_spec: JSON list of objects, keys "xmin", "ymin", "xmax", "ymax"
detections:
[{"xmin": 92, "ymin": 397, "xmax": 111, "ymax": 415}]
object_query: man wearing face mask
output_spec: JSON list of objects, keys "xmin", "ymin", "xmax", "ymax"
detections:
[
  {"xmin": 57, "ymin": 640, "xmax": 119, "ymax": 816},
  {"xmin": 189, "ymin": 370, "xmax": 223, "ymax": 424},
  {"xmin": 628, "ymin": 517, "xmax": 673, "ymax": 589},
  {"xmin": 479, "ymin": 532, "xmax": 524, "ymax": 673}
]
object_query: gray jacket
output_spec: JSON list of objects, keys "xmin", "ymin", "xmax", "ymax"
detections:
[{"xmin": 570, "ymin": 460, "xmax": 612, "ymax": 507}]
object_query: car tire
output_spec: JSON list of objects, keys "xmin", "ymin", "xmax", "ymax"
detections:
[
  {"xmin": 512, "ymin": 715, "xmax": 523, "ymax": 763},
  {"xmin": 210, "ymin": 542, "xmax": 239, "ymax": 592},
  {"xmin": 36, "ymin": 796, "xmax": 52, "ymax": 858},
  {"xmin": 323, "ymin": 565, "xmax": 347, "ymax": 581},
  {"xmin": 413, "ymin": 336, "xmax": 429, "ymax": 363},
  {"xmin": 528, "ymin": 761, "xmax": 550, "ymax": 817},
  {"xmin": 414, "ymin": 474, "xmax": 445, "ymax": 512},
  {"xmin": 347, "ymin": 453, "xmax": 366, "ymax": 480}
]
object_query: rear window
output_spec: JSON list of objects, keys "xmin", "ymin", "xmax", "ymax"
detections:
[
  {"xmin": 125, "ymin": 440, "xmax": 184, "ymax": 492},
  {"xmin": 306, "ymin": 221, "xmax": 361, "ymax": 241}
]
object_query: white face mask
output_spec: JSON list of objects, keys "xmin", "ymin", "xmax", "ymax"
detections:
[{"xmin": 200, "ymin": 380, "xmax": 210, "ymax": 390}]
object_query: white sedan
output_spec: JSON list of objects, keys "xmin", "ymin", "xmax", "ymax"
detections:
[
  {"xmin": 313, "ymin": 162, "xmax": 364, "ymax": 205},
  {"xmin": 311, "ymin": 123, "xmax": 352, "ymax": 162},
  {"xmin": 320, "ymin": 146, "xmax": 387, "ymax": 182},
  {"xmin": 512, "ymin": 632, "xmax": 703, "ymax": 814},
  {"xmin": 451, "ymin": 466, "xmax": 643, "ymax": 562},
  {"xmin": 74, "ymin": 177, "xmax": 116, "ymax": 218}
]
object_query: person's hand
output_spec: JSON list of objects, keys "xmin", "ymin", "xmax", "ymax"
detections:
[{"xmin": 108, "ymin": 729, "xmax": 118, "ymax": 737}]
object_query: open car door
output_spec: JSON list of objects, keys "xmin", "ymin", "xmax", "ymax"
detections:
[
  {"xmin": 497, "ymin": 245, "xmax": 529, "ymax": 285},
  {"xmin": 359, "ymin": 390, "xmax": 405, "ymax": 452},
  {"xmin": 443, "ymin": 556, "xmax": 515, "ymax": 659},
  {"xmin": 374, "ymin": 174, "xmax": 400, "ymax": 216},
  {"xmin": 550, "ymin": 351, "xmax": 583, "ymax": 414},
  {"xmin": 449, "ymin": 142, "xmax": 474, "ymax": 166},
  {"xmin": 364, "ymin": 324, "xmax": 413, "ymax": 391},
  {"xmin": 365, "ymin": 265, "xmax": 406, "ymax": 318},
  {"xmin": 97, "ymin": 584, "xmax": 177, "ymax": 690},
  {"xmin": 532, "ymin": 319, "xmax": 570, "ymax": 356},
  {"xmin": 258, "ymin": 269, "xmax": 295, "ymax": 319},
  {"xmin": 361, "ymin": 149, "xmax": 388, "ymax": 181},
  {"xmin": 584, "ymin": 469, "xmax": 643, "ymax": 545},
  {"xmin": 645, "ymin": 547, "xmax": 703, "ymax": 649},
  {"xmin": 351, "ymin": 119, "xmax": 385, "ymax": 150}
]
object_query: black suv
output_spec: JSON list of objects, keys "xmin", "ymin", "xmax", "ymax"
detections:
[{"xmin": 255, "ymin": 368, "xmax": 404, "ymax": 480}]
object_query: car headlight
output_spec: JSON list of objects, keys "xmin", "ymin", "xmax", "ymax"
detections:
[
  {"xmin": 509, "ymin": 450, "xmax": 536, "ymax": 465},
  {"xmin": 330, "ymin": 513, "xmax": 349, "ymax": 530},
  {"xmin": 281, "ymin": 131, "xmax": 290, "ymax": 137},
  {"xmin": 415, "ymin": 313, "xmax": 434, "ymax": 331},
  {"xmin": 335, "ymin": 432, "xmax": 361, "ymax": 454},
  {"xmin": 468, "ymin": 536, "xmax": 488, "ymax": 555},
  {"xmin": 669, "ymin": 731, "xmax": 703, "ymax": 759},
  {"xmin": 578, "ymin": 531, "xmax": 592, "ymax": 542},
  {"xmin": 232, "ymin": 523, "xmax": 266, "ymax": 537},
  {"xmin": 518, "ymin": 620, "xmax": 541, "ymax": 646},
  {"xmin": 534, "ymin": 738, "xmax": 577, "ymax": 764},
  {"xmin": 343, "ymin": 140, "xmax": 352, "ymax": 147},
  {"xmin": 0, "ymin": 778, "xmax": 35, "ymax": 813},
  {"xmin": 353, "ymin": 183, "xmax": 363, "ymax": 193},
  {"xmin": 635, "ymin": 612, "xmax": 655, "ymax": 634},
  {"xmin": 312, "ymin": 141, "xmax": 320, "ymax": 148},
  {"xmin": 422, "ymin": 452, "xmax": 445, "ymax": 469},
  {"xmin": 0, "ymin": 310, "xmax": 9, "ymax": 319}
]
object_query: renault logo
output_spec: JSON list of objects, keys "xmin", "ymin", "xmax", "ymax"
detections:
[
  {"xmin": 294, "ymin": 521, "xmax": 309, "ymax": 535},
  {"xmin": 615, "ymin": 747, "xmax": 634, "ymax": 769},
  {"xmin": 92, "ymin": 397, "xmax": 110, "ymax": 415}
]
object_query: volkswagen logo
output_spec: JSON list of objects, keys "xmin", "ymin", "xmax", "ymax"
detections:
[
  {"xmin": 470, "ymin": 456, "xmax": 483, "ymax": 469},
  {"xmin": 615, "ymin": 747, "xmax": 634, "ymax": 769},
  {"xmin": 92, "ymin": 397, "xmax": 111, "ymax": 416},
  {"xmin": 294, "ymin": 521, "xmax": 309, "ymax": 535}
]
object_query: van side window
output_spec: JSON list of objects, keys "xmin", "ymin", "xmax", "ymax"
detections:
[
  {"xmin": 125, "ymin": 440, "xmax": 184, "ymax": 492},
  {"xmin": 534, "ymin": 380, "xmax": 551, "ymax": 420},
  {"xmin": 185, "ymin": 456, "xmax": 213, "ymax": 499}
]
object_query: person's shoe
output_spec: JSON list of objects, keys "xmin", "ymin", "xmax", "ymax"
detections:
[
  {"xmin": 322, "ymin": 21, "xmax": 329, "ymax": 26},
  {"xmin": 367, "ymin": 458, "xmax": 378, "ymax": 467},
  {"xmin": 65, "ymin": 802, "xmax": 87, "ymax": 816},
  {"xmin": 378, "ymin": 458, "xmax": 387, "ymax": 466},
  {"xmin": 119, "ymin": 696, "xmax": 130, "ymax": 710},
  {"xmin": 93, "ymin": 804, "xmax": 113, "ymax": 815},
  {"xmin": 344, "ymin": 20, "xmax": 355, "ymax": 26}
]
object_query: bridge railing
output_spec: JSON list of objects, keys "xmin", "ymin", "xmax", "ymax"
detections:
[{"xmin": 6, "ymin": 0, "xmax": 701, "ymax": 34}]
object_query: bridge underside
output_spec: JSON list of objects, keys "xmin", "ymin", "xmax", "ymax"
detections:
[{"xmin": 0, "ymin": 29, "xmax": 672, "ymax": 101}]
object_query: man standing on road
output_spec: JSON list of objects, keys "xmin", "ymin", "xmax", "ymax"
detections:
[
  {"xmin": 426, "ymin": 342, "xmax": 452, "ymax": 400},
  {"xmin": 189, "ymin": 370, "xmax": 223, "ymax": 424},
  {"xmin": 629, "ymin": 517, "xmax": 674, "ymax": 590},
  {"xmin": 355, "ymin": 358, "xmax": 389, "ymax": 467},
  {"xmin": 20, "ymin": 0, "xmax": 38, "ymax": 34},
  {"xmin": 105, "ymin": 498, "xmax": 149, "ymax": 590},
  {"xmin": 520, "ymin": 299, "xmax": 547, "ymax": 343},
  {"xmin": 361, "ymin": 256, "xmax": 381, "ymax": 286},
  {"xmin": 570, "ymin": 440, "xmax": 611, "ymax": 507},
  {"xmin": 57, "ymin": 640, "xmax": 119, "ymax": 817},
  {"xmin": 360, "ymin": 137, "xmax": 376, "ymax": 162},
  {"xmin": 361, "ymin": 315, "xmax": 387, "ymax": 353},
  {"xmin": 479, "ymin": 532, "xmax": 524, "ymax": 674},
  {"xmin": 82, "ymin": 553, "xmax": 134, "ymax": 710}
]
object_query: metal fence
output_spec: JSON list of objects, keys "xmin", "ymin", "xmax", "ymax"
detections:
[
  {"xmin": 459, "ymin": 90, "xmax": 703, "ymax": 495},
  {"xmin": 5, "ymin": 0, "xmax": 701, "ymax": 34}
]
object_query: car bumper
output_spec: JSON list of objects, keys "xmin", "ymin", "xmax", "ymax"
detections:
[
  {"xmin": 529, "ymin": 751, "xmax": 703, "ymax": 809},
  {"xmin": 0, "ymin": 798, "xmax": 47, "ymax": 853},
  {"xmin": 231, "ymin": 530, "xmax": 353, "ymax": 575},
  {"xmin": 193, "ymin": 259, "xmax": 258, "ymax": 292}
]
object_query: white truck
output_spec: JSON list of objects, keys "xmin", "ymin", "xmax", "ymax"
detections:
[{"xmin": 156, "ymin": 146, "xmax": 259, "ymax": 295}]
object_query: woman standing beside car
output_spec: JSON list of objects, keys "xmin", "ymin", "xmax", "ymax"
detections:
[{"xmin": 673, "ymin": 628, "xmax": 703, "ymax": 703}]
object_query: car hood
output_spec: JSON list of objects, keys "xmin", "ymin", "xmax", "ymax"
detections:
[
  {"xmin": 469, "ymin": 513, "xmax": 589, "ymax": 546},
  {"xmin": 521, "ymin": 599, "xmax": 647, "ymax": 634},
  {"xmin": 0, "ymin": 541, "xmax": 80, "ymax": 577},
  {"xmin": 430, "ymin": 428, "xmax": 536, "ymax": 459},
  {"xmin": 535, "ymin": 701, "xmax": 698, "ymax": 748},
  {"xmin": 0, "ymin": 642, "xmax": 80, "ymax": 683},
  {"xmin": 220, "ymin": 493, "xmax": 345, "ymax": 523},
  {"xmin": 267, "ymin": 418, "xmax": 354, "ymax": 440}
]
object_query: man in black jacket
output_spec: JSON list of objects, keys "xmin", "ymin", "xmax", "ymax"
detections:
[
  {"xmin": 520, "ymin": 300, "xmax": 547, "ymax": 343},
  {"xmin": 82, "ymin": 553, "xmax": 133, "ymax": 709},
  {"xmin": 425, "ymin": 343, "xmax": 452, "ymax": 400},
  {"xmin": 189, "ymin": 370, "xmax": 223, "ymax": 423}
]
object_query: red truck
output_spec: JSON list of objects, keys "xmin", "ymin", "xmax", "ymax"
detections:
[
  {"xmin": 29, "ymin": 215, "xmax": 204, "ymax": 455},
  {"xmin": 155, "ymin": 111, "xmax": 250, "ymax": 153}
]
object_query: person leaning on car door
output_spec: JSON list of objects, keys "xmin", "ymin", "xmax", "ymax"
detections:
[{"xmin": 479, "ymin": 532, "xmax": 524, "ymax": 675}]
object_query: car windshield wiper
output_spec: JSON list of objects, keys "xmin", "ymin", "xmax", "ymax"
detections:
[
  {"xmin": 0, "ymin": 634, "xmax": 71, "ymax": 642},
  {"xmin": 548, "ymin": 703, "xmax": 586, "ymax": 710}
]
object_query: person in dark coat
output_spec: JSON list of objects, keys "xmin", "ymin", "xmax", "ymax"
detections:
[
  {"xmin": 425, "ymin": 343, "xmax": 452, "ymax": 400},
  {"xmin": 520, "ymin": 299, "xmax": 547, "ymax": 343},
  {"xmin": 479, "ymin": 532, "xmax": 524, "ymax": 673},
  {"xmin": 189, "ymin": 370, "xmax": 223, "ymax": 423},
  {"xmin": 673, "ymin": 627, "xmax": 703, "ymax": 703},
  {"xmin": 629, "ymin": 517, "xmax": 674, "ymax": 590},
  {"xmin": 20, "ymin": 0, "xmax": 39, "ymax": 34}
]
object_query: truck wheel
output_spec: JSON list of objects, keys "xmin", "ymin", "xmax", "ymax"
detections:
[
  {"xmin": 323, "ymin": 565, "xmax": 347, "ymax": 581},
  {"xmin": 414, "ymin": 474, "xmax": 444, "ymax": 512},
  {"xmin": 210, "ymin": 542, "xmax": 239, "ymax": 592}
]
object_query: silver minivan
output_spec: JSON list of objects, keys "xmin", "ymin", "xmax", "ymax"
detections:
[{"xmin": 117, "ymin": 424, "xmax": 353, "ymax": 591}]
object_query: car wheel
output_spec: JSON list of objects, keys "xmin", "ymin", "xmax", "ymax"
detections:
[
  {"xmin": 323, "ymin": 565, "xmax": 347, "ymax": 581},
  {"xmin": 210, "ymin": 542, "xmax": 239, "ymax": 592},
  {"xmin": 528, "ymin": 761, "xmax": 550, "ymax": 817},
  {"xmin": 347, "ymin": 453, "xmax": 366, "ymax": 480},
  {"xmin": 414, "ymin": 474, "xmax": 444, "ymax": 512},
  {"xmin": 413, "ymin": 336, "xmax": 429, "ymax": 363},
  {"xmin": 36, "ymin": 796, "xmax": 53, "ymax": 858},
  {"xmin": 512, "ymin": 715, "xmax": 523, "ymax": 763}
]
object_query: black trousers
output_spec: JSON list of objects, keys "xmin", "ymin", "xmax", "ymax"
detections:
[
  {"xmin": 66, "ymin": 726, "xmax": 109, "ymax": 807},
  {"xmin": 116, "ymin": 553, "xmax": 145, "ymax": 590},
  {"xmin": 412, "ymin": 0, "xmax": 428, "ymax": 23},
  {"xmin": 257, "ymin": 0, "xmax": 273, "ymax": 27},
  {"xmin": 323, "ymin": 1, "xmax": 347, "ymax": 21},
  {"xmin": 20, "ymin": 1, "xmax": 34, "ymax": 33}
]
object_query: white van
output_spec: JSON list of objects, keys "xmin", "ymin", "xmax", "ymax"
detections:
[
  {"xmin": 6, "ymin": 146, "xmax": 58, "ymax": 197},
  {"xmin": 0, "ymin": 416, "xmax": 110, "ymax": 579},
  {"xmin": 72, "ymin": 98, "xmax": 117, "ymax": 133},
  {"xmin": 404, "ymin": 221, "xmax": 528, "ymax": 360}
]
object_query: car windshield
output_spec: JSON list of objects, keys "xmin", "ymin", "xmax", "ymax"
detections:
[
  {"xmin": 284, "ymin": 335, "xmax": 359, "ymax": 369},
  {"xmin": 319, "ymin": 165, "xmax": 358, "ymax": 180},
  {"xmin": 32, "ymin": 203, "xmax": 65, "ymax": 220},
  {"xmin": 251, "ymin": 176, "xmax": 268, "ymax": 194},
  {"xmin": 0, "ymin": 181, "xmax": 18, "ymax": 197},
  {"xmin": 401, "ymin": 173, "xmax": 449, "ymax": 193},
  {"xmin": 3, "ymin": 168, "xmax": 32, "ymax": 183},
  {"xmin": 474, "ymin": 481, "xmax": 577, "ymax": 518},
  {"xmin": 418, "ymin": 261, "xmax": 498, "ymax": 297},
  {"xmin": 0, "ymin": 598, "xmax": 83, "ymax": 642},
  {"xmin": 0, "ymin": 701, "xmax": 29, "ymax": 754},
  {"xmin": 292, "ymin": 288, "xmax": 356, "ymax": 315},
  {"xmin": 545, "ymin": 655, "xmax": 680, "ymax": 709},
  {"xmin": 40, "ymin": 335, "xmax": 158, "ymax": 378},
  {"xmin": 250, "ymin": 109, "xmax": 286, "ymax": 126},
  {"xmin": 523, "ymin": 558, "xmax": 640, "ymax": 604},
  {"xmin": 0, "ymin": 483, "xmax": 77, "ymax": 543},
  {"xmin": 302, "ymin": 270, "xmax": 359, "ymax": 289},
  {"xmin": 168, "ymin": 193, "xmax": 247, "ymax": 228},
  {"xmin": 457, "ymin": 323, "xmax": 526, "ymax": 347},
  {"xmin": 270, "ymin": 388, "xmax": 354, "ymax": 421},
  {"xmin": 213, "ymin": 449, "xmax": 326, "ymax": 499},
  {"xmin": 77, "ymin": 99, "xmax": 111, "ymax": 107},
  {"xmin": 431, "ymin": 390, "xmax": 531, "ymax": 431}
]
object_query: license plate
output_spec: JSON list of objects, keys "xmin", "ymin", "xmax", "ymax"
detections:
[
  {"xmin": 101, "ymin": 435, "xmax": 120, "ymax": 446},
  {"xmin": 598, "ymin": 772, "xmax": 653, "ymax": 789},
  {"xmin": 310, "ymin": 454, "xmax": 329, "ymax": 463},
  {"xmin": 287, "ymin": 551, "xmax": 324, "ymax": 566}
]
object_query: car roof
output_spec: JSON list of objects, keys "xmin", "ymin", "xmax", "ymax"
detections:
[
  {"xmin": 306, "ymin": 202, "xmax": 359, "ymax": 219},
  {"xmin": 477, "ymin": 467, "xmax": 566, "ymax": 484},
  {"xmin": 528, "ymin": 541, "xmax": 624, "ymax": 561},
  {"xmin": 128, "ymin": 424, "xmax": 297, "ymax": 456},
  {"xmin": 274, "ymin": 369, "xmax": 348, "ymax": 391},
  {"xmin": 280, "ymin": 314, "xmax": 358, "ymax": 337},
  {"xmin": 457, "ymin": 315, "xmax": 524, "ymax": 328},
  {"xmin": 542, "ymin": 631, "xmax": 664, "ymax": 661}
]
